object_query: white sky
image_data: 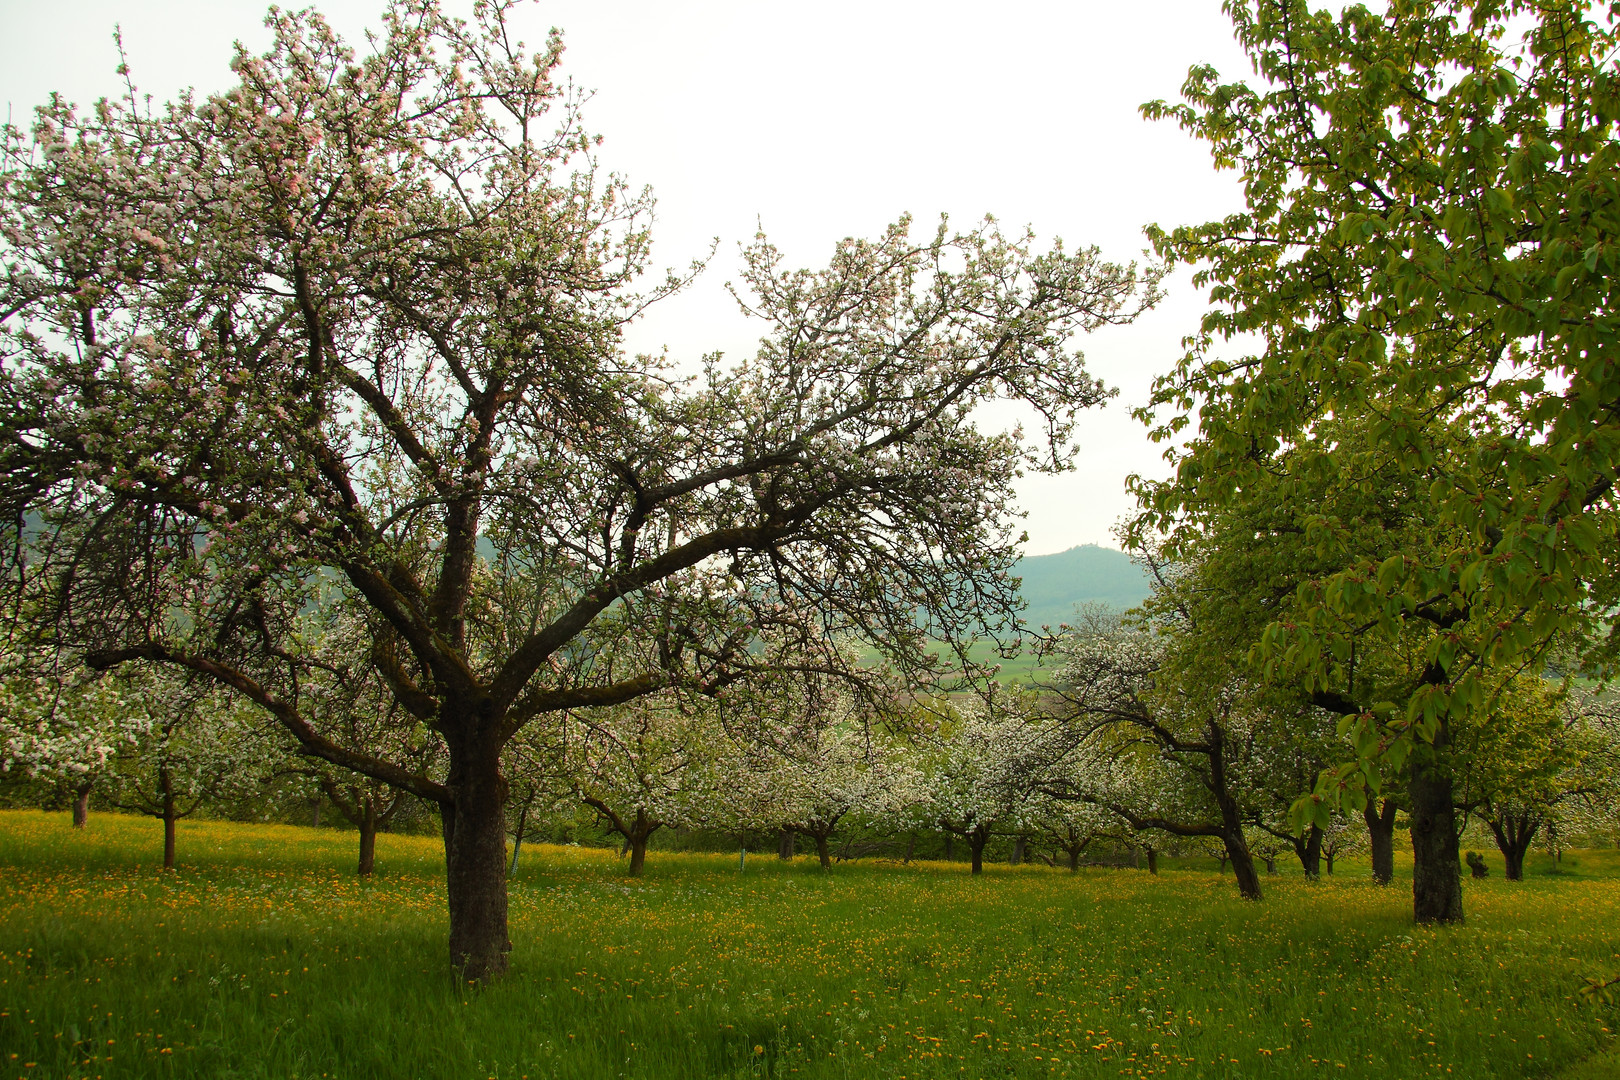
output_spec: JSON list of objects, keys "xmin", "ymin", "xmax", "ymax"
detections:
[{"xmin": 0, "ymin": 0, "xmax": 1252, "ymax": 556}]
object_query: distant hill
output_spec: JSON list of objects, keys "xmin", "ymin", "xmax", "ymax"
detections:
[{"xmin": 1013, "ymin": 544, "xmax": 1152, "ymax": 630}]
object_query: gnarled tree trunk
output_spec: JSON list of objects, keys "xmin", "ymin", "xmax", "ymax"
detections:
[
  {"xmin": 814, "ymin": 832, "xmax": 832, "ymax": 870},
  {"xmin": 779, "ymin": 828, "xmax": 795, "ymax": 861},
  {"xmin": 626, "ymin": 810, "xmax": 659, "ymax": 877},
  {"xmin": 1293, "ymin": 824, "xmax": 1323, "ymax": 879}
]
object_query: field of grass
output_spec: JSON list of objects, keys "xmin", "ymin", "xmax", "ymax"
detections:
[{"xmin": 3, "ymin": 809, "xmax": 1618, "ymax": 1080}]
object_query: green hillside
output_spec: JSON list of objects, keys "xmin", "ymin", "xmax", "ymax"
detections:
[{"xmin": 1013, "ymin": 543, "xmax": 1152, "ymax": 630}]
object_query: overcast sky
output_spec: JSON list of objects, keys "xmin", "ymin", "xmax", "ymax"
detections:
[{"xmin": 0, "ymin": 0, "xmax": 1253, "ymax": 556}]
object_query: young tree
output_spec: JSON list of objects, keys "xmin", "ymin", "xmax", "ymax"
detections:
[
  {"xmin": 100, "ymin": 672, "xmax": 272, "ymax": 869},
  {"xmin": 1456, "ymin": 677, "xmax": 1613, "ymax": 880},
  {"xmin": 292, "ymin": 599, "xmax": 445, "ymax": 876},
  {"xmin": 918, "ymin": 697, "xmax": 1052, "ymax": 875},
  {"xmin": 0, "ymin": 658, "xmax": 143, "ymax": 825},
  {"xmin": 0, "ymin": 2, "xmax": 1158, "ymax": 977}
]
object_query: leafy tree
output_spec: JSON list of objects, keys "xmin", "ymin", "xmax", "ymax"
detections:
[
  {"xmin": 1134, "ymin": 0, "xmax": 1620, "ymax": 923},
  {"xmin": 918, "ymin": 694, "xmax": 1055, "ymax": 875},
  {"xmin": 0, "ymin": 2, "xmax": 1158, "ymax": 976},
  {"xmin": 1455, "ymin": 677, "xmax": 1615, "ymax": 879}
]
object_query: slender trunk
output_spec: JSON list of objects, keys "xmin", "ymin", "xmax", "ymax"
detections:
[
  {"xmin": 1409, "ymin": 720, "xmax": 1462, "ymax": 924},
  {"xmin": 508, "ymin": 797, "xmax": 530, "ymax": 877},
  {"xmin": 1208, "ymin": 720, "xmax": 1259, "ymax": 898},
  {"xmin": 1364, "ymin": 798, "xmax": 1397, "ymax": 885},
  {"xmin": 311, "ymin": 796, "xmax": 322, "ymax": 829},
  {"xmin": 159, "ymin": 767, "xmax": 177, "ymax": 870},
  {"xmin": 1011, "ymin": 835, "xmax": 1026, "ymax": 866},
  {"xmin": 1068, "ymin": 847, "xmax": 1080, "ymax": 872},
  {"xmin": 442, "ymin": 730, "xmax": 511, "ymax": 980},
  {"xmin": 1145, "ymin": 846, "xmax": 1158, "ymax": 876},
  {"xmin": 778, "ymin": 828, "xmax": 795, "ymax": 861},
  {"xmin": 816, "ymin": 833, "xmax": 831, "ymax": 871},
  {"xmin": 1324, "ymin": 850, "xmax": 1335, "ymax": 876},
  {"xmin": 358, "ymin": 801, "xmax": 377, "ymax": 878},
  {"xmin": 1263, "ymin": 852, "xmax": 1277, "ymax": 874},
  {"xmin": 71, "ymin": 781, "xmax": 92, "ymax": 828},
  {"xmin": 970, "ymin": 829, "xmax": 987, "ymax": 875},
  {"xmin": 1133, "ymin": 845, "xmax": 1141, "ymax": 869}
]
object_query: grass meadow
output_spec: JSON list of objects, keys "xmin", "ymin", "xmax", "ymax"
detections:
[{"xmin": 2, "ymin": 810, "xmax": 1618, "ymax": 1080}]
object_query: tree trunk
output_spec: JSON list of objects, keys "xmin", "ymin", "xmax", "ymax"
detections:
[
  {"xmin": 508, "ymin": 797, "xmax": 530, "ymax": 877},
  {"xmin": 629, "ymin": 834, "xmax": 649, "ymax": 876},
  {"xmin": 1263, "ymin": 852, "xmax": 1277, "ymax": 874},
  {"xmin": 1324, "ymin": 851, "xmax": 1335, "ymax": 875},
  {"xmin": 1145, "ymin": 846, "xmax": 1158, "ymax": 875},
  {"xmin": 1489, "ymin": 813, "xmax": 1538, "ymax": 882},
  {"xmin": 1408, "ymin": 723, "xmax": 1462, "ymax": 924},
  {"xmin": 778, "ymin": 828, "xmax": 795, "ymax": 861},
  {"xmin": 944, "ymin": 833, "xmax": 954, "ymax": 861},
  {"xmin": 1218, "ymin": 810, "xmax": 1261, "ymax": 900},
  {"xmin": 1067, "ymin": 847, "xmax": 1080, "ymax": 872},
  {"xmin": 970, "ymin": 829, "xmax": 987, "ymax": 875},
  {"xmin": 815, "ymin": 833, "xmax": 831, "ymax": 871},
  {"xmin": 311, "ymin": 796, "xmax": 322, "ymax": 829},
  {"xmin": 159, "ymin": 767, "xmax": 177, "ymax": 870},
  {"xmin": 1010, "ymin": 835, "xmax": 1026, "ymax": 866},
  {"xmin": 904, "ymin": 833, "xmax": 915, "ymax": 864},
  {"xmin": 1364, "ymin": 797, "xmax": 1397, "ymax": 885},
  {"xmin": 441, "ymin": 737, "xmax": 511, "ymax": 981},
  {"xmin": 1297, "ymin": 824, "xmax": 1323, "ymax": 879},
  {"xmin": 71, "ymin": 781, "xmax": 91, "ymax": 828},
  {"xmin": 625, "ymin": 810, "xmax": 656, "ymax": 877},
  {"xmin": 358, "ymin": 802, "xmax": 378, "ymax": 878}
]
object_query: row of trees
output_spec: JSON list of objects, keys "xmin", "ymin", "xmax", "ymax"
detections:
[{"xmin": 10, "ymin": 599, "xmax": 1613, "ymax": 892}]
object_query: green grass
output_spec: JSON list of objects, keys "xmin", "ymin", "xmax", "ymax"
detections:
[{"xmin": 2, "ymin": 810, "xmax": 1617, "ymax": 1079}]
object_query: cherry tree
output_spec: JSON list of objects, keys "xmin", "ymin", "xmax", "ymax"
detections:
[{"xmin": 0, "ymin": 0, "xmax": 1157, "ymax": 977}]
